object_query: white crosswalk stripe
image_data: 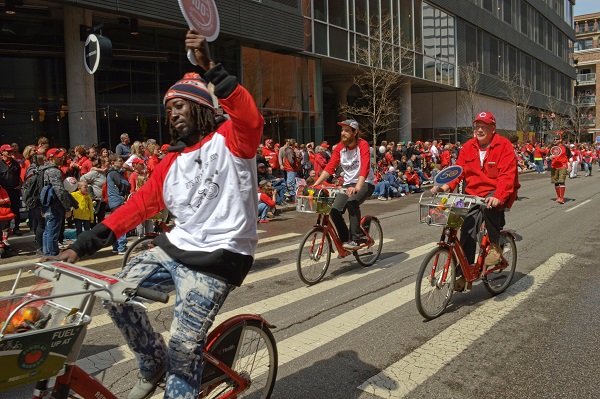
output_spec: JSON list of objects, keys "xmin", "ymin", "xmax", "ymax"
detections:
[
  {"xmin": 357, "ymin": 252, "xmax": 574, "ymax": 398},
  {"xmin": 1, "ymin": 228, "xmax": 573, "ymax": 399}
]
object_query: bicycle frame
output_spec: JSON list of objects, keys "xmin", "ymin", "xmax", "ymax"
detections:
[
  {"xmin": 33, "ymin": 314, "xmax": 274, "ymax": 399},
  {"xmin": 431, "ymin": 227, "xmax": 510, "ymax": 285},
  {"xmin": 312, "ymin": 214, "xmax": 375, "ymax": 258}
]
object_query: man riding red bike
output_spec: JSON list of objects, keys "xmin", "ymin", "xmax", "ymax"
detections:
[
  {"xmin": 312, "ymin": 119, "xmax": 375, "ymax": 250},
  {"xmin": 431, "ymin": 111, "xmax": 519, "ymax": 291}
]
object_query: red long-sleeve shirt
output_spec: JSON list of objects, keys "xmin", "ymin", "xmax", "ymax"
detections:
[{"xmin": 448, "ymin": 133, "xmax": 517, "ymax": 207}]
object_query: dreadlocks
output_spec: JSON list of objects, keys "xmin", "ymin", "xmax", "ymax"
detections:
[{"xmin": 166, "ymin": 100, "xmax": 217, "ymax": 144}]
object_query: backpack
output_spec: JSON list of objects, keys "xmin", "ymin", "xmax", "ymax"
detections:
[{"xmin": 22, "ymin": 166, "xmax": 46, "ymax": 210}]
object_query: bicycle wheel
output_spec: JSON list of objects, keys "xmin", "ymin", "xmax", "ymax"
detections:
[
  {"xmin": 201, "ymin": 320, "xmax": 278, "ymax": 399},
  {"xmin": 296, "ymin": 228, "xmax": 332, "ymax": 285},
  {"xmin": 122, "ymin": 235, "xmax": 156, "ymax": 268},
  {"xmin": 415, "ymin": 247, "xmax": 456, "ymax": 320},
  {"xmin": 483, "ymin": 231, "xmax": 517, "ymax": 295},
  {"xmin": 353, "ymin": 217, "xmax": 383, "ymax": 267}
]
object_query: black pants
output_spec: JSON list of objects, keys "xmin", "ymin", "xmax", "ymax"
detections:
[
  {"xmin": 330, "ymin": 183, "xmax": 375, "ymax": 243},
  {"xmin": 32, "ymin": 207, "xmax": 45, "ymax": 250},
  {"xmin": 459, "ymin": 205, "xmax": 505, "ymax": 264}
]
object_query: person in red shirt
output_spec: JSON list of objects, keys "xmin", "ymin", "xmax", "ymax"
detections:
[
  {"xmin": 128, "ymin": 158, "xmax": 146, "ymax": 194},
  {"xmin": 262, "ymin": 139, "xmax": 279, "ymax": 171},
  {"xmin": 432, "ymin": 111, "xmax": 518, "ymax": 291},
  {"xmin": 548, "ymin": 135, "xmax": 570, "ymax": 204},
  {"xmin": 71, "ymin": 145, "xmax": 93, "ymax": 177},
  {"xmin": 146, "ymin": 143, "xmax": 161, "ymax": 177}
]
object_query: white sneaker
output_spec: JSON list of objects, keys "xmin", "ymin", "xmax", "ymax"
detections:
[{"xmin": 378, "ymin": 196, "xmax": 387, "ymax": 201}]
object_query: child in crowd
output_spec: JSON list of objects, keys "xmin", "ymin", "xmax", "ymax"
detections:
[
  {"xmin": 0, "ymin": 184, "xmax": 16, "ymax": 256},
  {"xmin": 128, "ymin": 158, "xmax": 146, "ymax": 194},
  {"xmin": 258, "ymin": 180, "xmax": 276, "ymax": 223},
  {"xmin": 70, "ymin": 181, "xmax": 94, "ymax": 236}
]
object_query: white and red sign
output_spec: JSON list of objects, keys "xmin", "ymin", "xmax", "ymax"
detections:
[
  {"xmin": 179, "ymin": 0, "xmax": 220, "ymax": 41},
  {"xmin": 550, "ymin": 146, "xmax": 563, "ymax": 156}
]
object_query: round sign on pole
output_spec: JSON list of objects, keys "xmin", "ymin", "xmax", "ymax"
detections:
[
  {"xmin": 434, "ymin": 165, "xmax": 463, "ymax": 186},
  {"xmin": 178, "ymin": 0, "xmax": 220, "ymax": 65},
  {"xmin": 84, "ymin": 34, "xmax": 112, "ymax": 74}
]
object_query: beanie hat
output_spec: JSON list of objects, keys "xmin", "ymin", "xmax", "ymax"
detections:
[{"xmin": 163, "ymin": 72, "xmax": 216, "ymax": 113}]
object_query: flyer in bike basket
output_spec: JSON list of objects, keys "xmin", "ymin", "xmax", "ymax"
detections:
[
  {"xmin": 418, "ymin": 193, "xmax": 483, "ymax": 228},
  {"xmin": 296, "ymin": 188, "xmax": 343, "ymax": 214},
  {"xmin": 0, "ymin": 265, "xmax": 93, "ymax": 392}
]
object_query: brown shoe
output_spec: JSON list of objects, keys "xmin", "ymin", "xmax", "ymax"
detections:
[
  {"xmin": 454, "ymin": 276, "xmax": 466, "ymax": 291},
  {"xmin": 484, "ymin": 243, "xmax": 502, "ymax": 266}
]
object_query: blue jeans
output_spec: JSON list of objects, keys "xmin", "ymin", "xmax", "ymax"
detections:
[
  {"xmin": 42, "ymin": 201, "xmax": 65, "ymax": 256},
  {"xmin": 286, "ymin": 171, "xmax": 297, "ymax": 199},
  {"xmin": 272, "ymin": 179, "xmax": 287, "ymax": 204},
  {"xmin": 112, "ymin": 233, "xmax": 127, "ymax": 252},
  {"xmin": 106, "ymin": 247, "xmax": 233, "ymax": 399},
  {"xmin": 583, "ymin": 161, "xmax": 592, "ymax": 175},
  {"xmin": 534, "ymin": 159, "xmax": 544, "ymax": 173},
  {"xmin": 258, "ymin": 202, "xmax": 269, "ymax": 220},
  {"xmin": 375, "ymin": 181, "xmax": 390, "ymax": 197}
]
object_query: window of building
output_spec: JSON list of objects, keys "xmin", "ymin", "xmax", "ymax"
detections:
[
  {"xmin": 537, "ymin": 13, "xmax": 544, "ymax": 46},
  {"xmin": 489, "ymin": 36, "xmax": 499, "ymax": 75},
  {"xmin": 422, "ymin": 3, "xmax": 435, "ymax": 57},
  {"xmin": 502, "ymin": 0, "xmax": 511, "ymax": 25},
  {"xmin": 329, "ymin": 26, "xmax": 348, "ymax": 60},
  {"xmin": 315, "ymin": 0, "xmax": 326, "ymax": 21},
  {"xmin": 483, "ymin": 0, "xmax": 493, "ymax": 13},
  {"xmin": 314, "ymin": 22, "xmax": 328, "ymax": 55},
  {"xmin": 355, "ymin": 0, "xmax": 368, "ymax": 34},
  {"xmin": 400, "ymin": 0, "xmax": 414, "ymax": 49},
  {"xmin": 535, "ymin": 60, "xmax": 543, "ymax": 92},
  {"xmin": 328, "ymin": 0, "xmax": 347, "ymax": 28},
  {"xmin": 545, "ymin": 21, "xmax": 552, "ymax": 51},
  {"xmin": 465, "ymin": 23, "xmax": 478, "ymax": 67}
]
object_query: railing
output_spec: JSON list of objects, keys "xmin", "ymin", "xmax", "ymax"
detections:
[
  {"xmin": 582, "ymin": 118, "xmax": 596, "ymax": 127},
  {"xmin": 577, "ymin": 73, "xmax": 596, "ymax": 85},
  {"xmin": 579, "ymin": 96, "xmax": 596, "ymax": 105}
]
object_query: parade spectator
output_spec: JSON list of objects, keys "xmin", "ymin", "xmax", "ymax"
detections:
[
  {"xmin": 0, "ymin": 183, "xmax": 16, "ymax": 257},
  {"xmin": 106, "ymin": 153, "xmax": 130, "ymax": 254},
  {"xmin": 124, "ymin": 141, "xmax": 147, "ymax": 172},
  {"xmin": 404, "ymin": 166, "xmax": 423, "ymax": 193},
  {"xmin": 0, "ymin": 144, "xmax": 23, "ymax": 235},
  {"xmin": 533, "ymin": 143, "xmax": 547, "ymax": 173},
  {"xmin": 313, "ymin": 145, "xmax": 328, "ymax": 177},
  {"xmin": 439, "ymin": 144, "xmax": 452, "ymax": 168},
  {"xmin": 569, "ymin": 143, "xmax": 580, "ymax": 179},
  {"xmin": 255, "ymin": 143, "xmax": 267, "ymax": 166},
  {"xmin": 262, "ymin": 139, "xmax": 279, "ymax": 171},
  {"xmin": 257, "ymin": 163, "xmax": 286, "ymax": 205},
  {"xmin": 258, "ymin": 180, "xmax": 276, "ymax": 223},
  {"xmin": 146, "ymin": 143, "xmax": 161, "ymax": 177},
  {"xmin": 283, "ymin": 138, "xmax": 299, "ymax": 200},
  {"xmin": 116, "ymin": 133, "xmax": 131, "ymax": 161},
  {"xmin": 37, "ymin": 137, "xmax": 50, "ymax": 155},
  {"xmin": 70, "ymin": 181, "xmax": 94, "ymax": 236},
  {"xmin": 80, "ymin": 157, "xmax": 109, "ymax": 224},
  {"xmin": 40, "ymin": 148, "xmax": 73, "ymax": 256},
  {"xmin": 71, "ymin": 145, "xmax": 93, "ymax": 177},
  {"xmin": 128, "ymin": 158, "xmax": 146, "ymax": 194}
]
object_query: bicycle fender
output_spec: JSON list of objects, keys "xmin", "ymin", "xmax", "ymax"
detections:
[
  {"xmin": 205, "ymin": 314, "xmax": 274, "ymax": 349},
  {"xmin": 500, "ymin": 229, "xmax": 515, "ymax": 241}
]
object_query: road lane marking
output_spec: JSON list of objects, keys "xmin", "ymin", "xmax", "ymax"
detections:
[
  {"xmin": 565, "ymin": 199, "xmax": 591, "ymax": 212},
  {"xmin": 76, "ymin": 242, "xmax": 435, "ymax": 374},
  {"xmin": 357, "ymin": 252, "xmax": 575, "ymax": 399},
  {"xmin": 0, "ymin": 231, "xmax": 299, "ymax": 276}
]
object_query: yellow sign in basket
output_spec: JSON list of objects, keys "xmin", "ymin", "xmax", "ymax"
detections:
[{"xmin": 296, "ymin": 195, "xmax": 336, "ymax": 214}]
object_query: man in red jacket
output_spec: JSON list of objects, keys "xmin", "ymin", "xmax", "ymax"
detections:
[
  {"xmin": 432, "ymin": 111, "xmax": 518, "ymax": 291},
  {"xmin": 548, "ymin": 134, "xmax": 570, "ymax": 204}
]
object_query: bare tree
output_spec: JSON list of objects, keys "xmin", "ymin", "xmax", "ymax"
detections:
[
  {"xmin": 339, "ymin": 14, "xmax": 412, "ymax": 147},
  {"xmin": 457, "ymin": 62, "xmax": 481, "ymax": 135},
  {"xmin": 565, "ymin": 94, "xmax": 593, "ymax": 143},
  {"xmin": 542, "ymin": 97, "xmax": 570, "ymax": 142},
  {"xmin": 498, "ymin": 72, "xmax": 534, "ymax": 135}
]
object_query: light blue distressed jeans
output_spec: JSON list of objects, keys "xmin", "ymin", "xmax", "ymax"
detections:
[{"xmin": 105, "ymin": 246, "xmax": 233, "ymax": 399}]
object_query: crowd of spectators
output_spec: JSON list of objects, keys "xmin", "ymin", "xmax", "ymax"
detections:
[{"xmin": 1, "ymin": 133, "xmax": 599, "ymax": 254}]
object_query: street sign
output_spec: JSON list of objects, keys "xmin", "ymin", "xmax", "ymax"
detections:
[{"xmin": 83, "ymin": 34, "xmax": 112, "ymax": 74}]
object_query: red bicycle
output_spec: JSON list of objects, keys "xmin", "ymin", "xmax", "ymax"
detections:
[
  {"xmin": 296, "ymin": 188, "xmax": 383, "ymax": 285},
  {"xmin": 415, "ymin": 192, "xmax": 517, "ymax": 320},
  {"xmin": 0, "ymin": 262, "xmax": 277, "ymax": 398}
]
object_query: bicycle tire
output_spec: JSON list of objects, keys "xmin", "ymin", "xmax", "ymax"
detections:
[
  {"xmin": 201, "ymin": 320, "xmax": 278, "ymax": 399},
  {"xmin": 296, "ymin": 228, "xmax": 332, "ymax": 285},
  {"xmin": 122, "ymin": 235, "xmax": 156, "ymax": 268},
  {"xmin": 353, "ymin": 217, "xmax": 383, "ymax": 267},
  {"xmin": 415, "ymin": 246, "xmax": 456, "ymax": 320},
  {"xmin": 483, "ymin": 231, "xmax": 517, "ymax": 295}
]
